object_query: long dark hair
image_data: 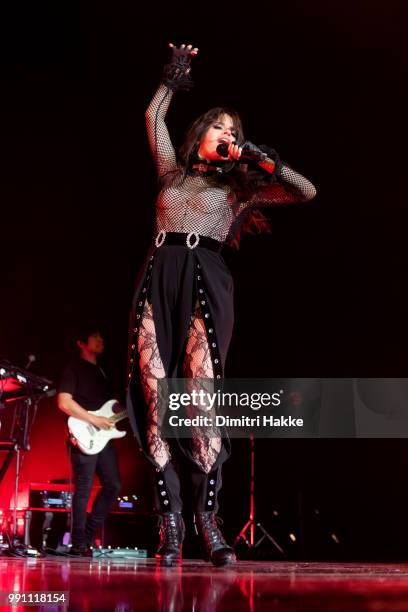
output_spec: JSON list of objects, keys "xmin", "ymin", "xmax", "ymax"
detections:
[
  {"xmin": 161, "ymin": 108, "xmax": 274, "ymax": 248},
  {"xmin": 178, "ymin": 107, "xmax": 245, "ymax": 166}
]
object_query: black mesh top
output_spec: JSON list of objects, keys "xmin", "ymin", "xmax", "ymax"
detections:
[{"xmin": 146, "ymin": 84, "xmax": 316, "ymax": 243}]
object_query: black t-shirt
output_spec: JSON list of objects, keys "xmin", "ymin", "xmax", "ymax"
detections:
[{"xmin": 58, "ymin": 357, "xmax": 111, "ymax": 411}]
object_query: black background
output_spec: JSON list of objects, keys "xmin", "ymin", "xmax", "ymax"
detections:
[{"xmin": 1, "ymin": 0, "xmax": 408, "ymax": 559}]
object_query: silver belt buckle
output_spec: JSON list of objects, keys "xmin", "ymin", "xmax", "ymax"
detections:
[
  {"xmin": 186, "ymin": 232, "xmax": 200, "ymax": 249},
  {"xmin": 155, "ymin": 230, "xmax": 166, "ymax": 248}
]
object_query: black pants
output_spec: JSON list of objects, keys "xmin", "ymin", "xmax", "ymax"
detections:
[
  {"xmin": 153, "ymin": 442, "xmax": 229, "ymax": 515},
  {"xmin": 69, "ymin": 442, "xmax": 121, "ymax": 547}
]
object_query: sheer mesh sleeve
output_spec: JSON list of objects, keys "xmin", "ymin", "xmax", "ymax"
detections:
[
  {"xmin": 241, "ymin": 163, "xmax": 317, "ymax": 211},
  {"xmin": 145, "ymin": 84, "xmax": 177, "ymax": 178}
]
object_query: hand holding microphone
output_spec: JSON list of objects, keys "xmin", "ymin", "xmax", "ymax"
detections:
[
  {"xmin": 216, "ymin": 142, "xmax": 241, "ymax": 160},
  {"xmin": 217, "ymin": 141, "xmax": 266, "ymax": 161},
  {"xmin": 216, "ymin": 141, "xmax": 280, "ymax": 175}
]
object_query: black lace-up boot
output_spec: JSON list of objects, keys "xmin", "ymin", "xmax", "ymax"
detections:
[
  {"xmin": 195, "ymin": 512, "xmax": 236, "ymax": 567},
  {"xmin": 156, "ymin": 512, "xmax": 185, "ymax": 564}
]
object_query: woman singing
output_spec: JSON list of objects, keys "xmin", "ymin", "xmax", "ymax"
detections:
[{"xmin": 127, "ymin": 43, "xmax": 317, "ymax": 566}]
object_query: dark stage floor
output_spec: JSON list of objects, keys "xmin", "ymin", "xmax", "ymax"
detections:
[{"xmin": 1, "ymin": 557, "xmax": 408, "ymax": 611}]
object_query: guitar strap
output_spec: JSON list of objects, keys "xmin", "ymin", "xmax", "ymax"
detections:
[{"xmin": 98, "ymin": 367, "xmax": 107, "ymax": 379}]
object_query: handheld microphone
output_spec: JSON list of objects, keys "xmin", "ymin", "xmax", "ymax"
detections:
[
  {"xmin": 216, "ymin": 141, "xmax": 268, "ymax": 161},
  {"xmin": 216, "ymin": 142, "xmax": 276, "ymax": 174},
  {"xmin": 216, "ymin": 143, "xmax": 230, "ymax": 158}
]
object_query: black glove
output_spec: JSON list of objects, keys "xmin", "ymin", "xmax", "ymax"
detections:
[
  {"xmin": 240, "ymin": 142, "xmax": 282, "ymax": 177},
  {"xmin": 258, "ymin": 144, "xmax": 283, "ymax": 177},
  {"xmin": 239, "ymin": 141, "xmax": 267, "ymax": 163},
  {"xmin": 162, "ymin": 45, "xmax": 195, "ymax": 92}
]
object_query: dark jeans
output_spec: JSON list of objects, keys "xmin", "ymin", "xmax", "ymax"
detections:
[{"xmin": 69, "ymin": 441, "xmax": 121, "ymax": 547}]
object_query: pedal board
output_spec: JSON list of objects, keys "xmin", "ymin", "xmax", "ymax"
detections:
[{"xmin": 92, "ymin": 547, "xmax": 148, "ymax": 558}]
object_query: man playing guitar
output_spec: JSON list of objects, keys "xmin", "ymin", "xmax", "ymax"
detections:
[{"xmin": 57, "ymin": 326, "xmax": 121, "ymax": 556}]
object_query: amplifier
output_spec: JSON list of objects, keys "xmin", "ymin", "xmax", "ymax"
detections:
[
  {"xmin": 29, "ymin": 483, "xmax": 73, "ymax": 510},
  {"xmin": 112, "ymin": 494, "xmax": 140, "ymax": 513}
]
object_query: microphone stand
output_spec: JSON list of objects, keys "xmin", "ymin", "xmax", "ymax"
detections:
[{"xmin": 234, "ymin": 435, "xmax": 285, "ymax": 557}]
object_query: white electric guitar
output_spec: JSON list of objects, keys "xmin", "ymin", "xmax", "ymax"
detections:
[{"xmin": 68, "ymin": 400, "xmax": 128, "ymax": 455}]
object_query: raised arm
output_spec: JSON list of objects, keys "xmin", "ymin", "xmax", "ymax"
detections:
[
  {"xmin": 145, "ymin": 43, "xmax": 199, "ymax": 179},
  {"xmin": 145, "ymin": 84, "xmax": 177, "ymax": 178}
]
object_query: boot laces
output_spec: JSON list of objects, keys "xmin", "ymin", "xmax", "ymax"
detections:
[
  {"xmin": 200, "ymin": 513, "xmax": 227, "ymax": 546},
  {"xmin": 159, "ymin": 513, "xmax": 181, "ymax": 546}
]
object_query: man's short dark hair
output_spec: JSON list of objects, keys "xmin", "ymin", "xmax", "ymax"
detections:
[{"xmin": 76, "ymin": 324, "xmax": 103, "ymax": 345}]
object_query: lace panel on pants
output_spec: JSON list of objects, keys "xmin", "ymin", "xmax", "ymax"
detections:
[
  {"xmin": 137, "ymin": 301, "xmax": 171, "ymax": 469},
  {"xmin": 138, "ymin": 300, "xmax": 221, "ymax": 473},
  {"xmin": 183, "ymin": 301, "xmax": 222, "ymax": 473}
]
